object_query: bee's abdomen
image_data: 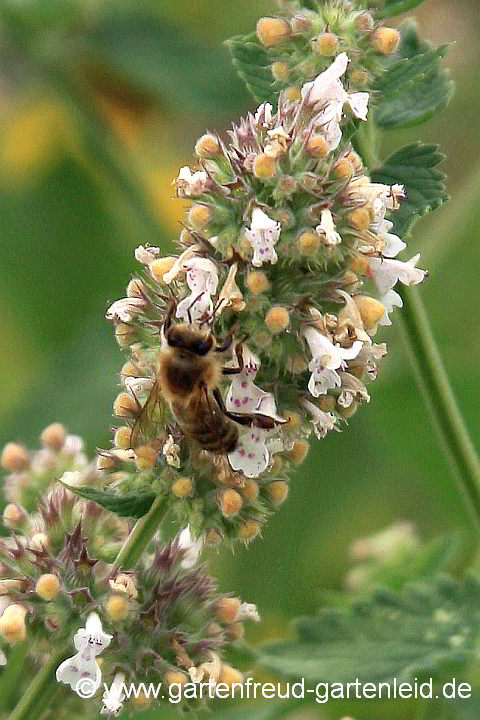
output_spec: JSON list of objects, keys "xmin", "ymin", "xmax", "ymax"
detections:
[{"xmin": 172, "ymin": 398, "xmax": 238, "ymax": 454}]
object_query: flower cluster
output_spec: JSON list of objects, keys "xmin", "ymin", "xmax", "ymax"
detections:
[
  {"xmin": 0, "ymin": 435, "xmax": 258, "ymax": 716},
  {"xmin": 104, "ymin": 50, "xmax": 425, "ymax": 548}
]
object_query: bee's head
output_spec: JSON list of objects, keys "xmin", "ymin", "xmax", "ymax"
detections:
[{"xmin": 165, "ymin": 323, "xmax": 214, "ymax": 356}]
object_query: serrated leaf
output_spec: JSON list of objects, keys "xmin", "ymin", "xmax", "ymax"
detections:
[
  {"xmin": 371, "ymin": 143, "xmax": 448, "ymax": 237},
  {"xmin": 226, "ymin": 32, "xmax": 276, "ymax": 105},
  {"xmin": 375, "ymin": 0, "xmax": 427, "ymax": 19},
  {"xmin": 374, "ymin": 22, "xmax": 454, "ymax": 128},
  {"xmin": 257, "ymin": 575, "xmax": 480, "ymax": 685},
  {"xmin": 60, "ymin": 482, "xmax": 156, "ymax": 519}
]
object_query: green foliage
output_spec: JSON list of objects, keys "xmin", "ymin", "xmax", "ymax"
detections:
[
  {"xmin": 60, "ymin": 482, "xmax": 156, "ymax": 518},
  {"xmin": 374, "ymin": 21, "xmax": 454, "ymax": 128},
  {"xmin": 375, "ymin": 0, "xmax": 427, "ymax": 19},
  {"xmin": 226, "ymin": 32, "xmax": 276, "ymax": 105},
  {"xmin": 371, "ymin": 143, "xmax": 448, "ymax": 237},
  {"xmin": 256, "ymin": 575, "xmax": 480, "ymax": 685}
]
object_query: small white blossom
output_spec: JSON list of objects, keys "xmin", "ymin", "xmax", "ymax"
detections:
[
  {"xmin": 134, "ymin": 245, "xmax": 160, "ymax": 265},
  {"xmin": 371, "ymin": 198, "xmax": 406, "ymax": 258},
  {"xmin": 379, "ymin": 288, "xmax": 403, "ymax": 326},
  {"xmin": 228, "ymin": 428, "xmax": 271, "ymax": 478},
  {"xmin": 162, "ymin": 245, "xmax": 202, "ymax": 285},
  {"xmin": 254, "ymin": 102, "xmax": 273, "ymax": 127},
  {"xmin": 176, "ymin": 257, "xmax": 219, "ymax": 323},
  {"xmin": 301, "ymin": 398, "xmax": 336, "ymax": 439},
  {"xmin": 316, "ymin": 208, "xmax": 342, "ymax": 246},
  {"xmin": 63, "ymin": 434, "xmax": 85, "ymax": 456},
  {"xmin": 0, "ymin": 649, "xmax": 6, "ymax": 666},
  {"xmin": 175, "ymin": 166, "xmax": 210, "ymax": 197},
  {"xmin": 163, "ymin": 435, "xmax": 181, "ymax": 468},
  {"xmin": 303, "ymin": 326, "xmax": 363, "ymax": 397},
  {"xmin": 217, "ymin": 263, "xmax": 245, "ymax": 313},
  {"xmin": 189, "ymin": 651, "xmax": 221, "ymax": 685},
  {"xmin": 124, "ymin": 376, "xmax": 155, "ymax": 396},
  {"xmin": 109, "ymin": 573, "xmax": 138, "ymax": 599},
  {"xmin": 56, "ymin": 613, "xmax": 112, "ymax": 695},
  {"xmin": 302, "ymin": 53, "xmax": 370, "ymax": 122},
  {"xmin": 245, "ymin": 208, "xmax": 281, "ymax": 267},
  {"xmin": 369, "ymin": 254, "xmax": 427, "ymax": 296},
  {"xmin": 237, "ymin": 602, "xmax": 260, "ymax": 622},
  {"xmin": 105, "ymin": 297, "xmax": 146, "ymax": 323},
  {"xmin": 101, "ymin": 672, "xmax": 125, "ymax": 717},
  {"xmin": 178, "ymin": 526, "xmax": 204, "ymax": 569},
  {"xmin": 59, "ymin": 470, "xmax": 84, "ymax": 488}
]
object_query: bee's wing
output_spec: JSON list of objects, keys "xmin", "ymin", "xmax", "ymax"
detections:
[{"xmin": 130, "ymin": 380, "xmax": 166, "ymax": 447}]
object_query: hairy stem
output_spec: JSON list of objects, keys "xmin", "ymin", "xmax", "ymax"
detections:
[
  {"xmin": 399, "ymin": 286, "xmax": 480, "ymax": 535},
  {"xmin": 112, "ymin": 496, "xmax": 168, "ymax": 570},
  {"xmin": 8, "ymin": 644, "xmax": 69, "ymax": 720}
]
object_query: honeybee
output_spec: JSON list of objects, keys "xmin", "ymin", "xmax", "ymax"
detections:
[{"xmin": 132, "ymin": 302, "xmax": 279, "ymax": 454}]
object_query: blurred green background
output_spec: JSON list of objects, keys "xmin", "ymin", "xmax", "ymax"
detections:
[{"xmin": 0, "ymin": 0, "xmax": 479, "ymax": 715}]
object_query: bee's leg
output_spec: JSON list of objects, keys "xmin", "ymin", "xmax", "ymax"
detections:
[
  {"xmin": 164, "ymin": 299, "xmax": 177, "ymax": 332},
  {"xmin": 201, "ymin": 382, "xmax": 215, "ymax": 418},
  {"xmin": 220, "ymin": 336, "xmax": 251, "ymax": 376},
  {"xmin": 215, "ymin": 322, "xmax": 241, "ymax": 353},
  {"xmin": 212, "ymin": 388, "xmax": 277, "ymax": 428}
]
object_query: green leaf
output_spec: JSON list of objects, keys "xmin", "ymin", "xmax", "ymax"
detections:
[
  {"xmin": 374, "ymin": 22, "xmax": 454, "ymax": 128},
  {"xmin": 371, "ymin": 143, "xmax": 448, "ymax": 237},
  {"xmin": 60, "ymin": 482, "xmax": 156, "ymax": 519},
  {"xmin": 257, "ymin": 575, "xmax": 480, "ymax": 685},
  {"xmin": 375, "ymin": 0, "xmax": 427, "ymax": 19},
  {"xmin": 226, "ymin": 32, "xmax": 276, "ymax": 105}
]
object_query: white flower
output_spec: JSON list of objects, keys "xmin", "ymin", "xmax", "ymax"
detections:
[
  {"xmin": 228, "ymin": 428, "xmax": 271, "ymax": 478},
  {"xmin": 124, "ymin": 376, "xmax": 155, "ymax": 396},
  {"xmin": 101, "ymin": 672, "xmax": 126, "ymax": 717},
  {"xmin": 378, "ymin": 288, "xmax": 403, "ymax": 326},
  {"xmin": 236, "ymin": 602, "xmax": 260, "ymax": 622},
  {"xmin": 369, "ymin": 254, "xmax": 427, "ymax": 296},
  {"xmin": 176, "ymin": 257, "xmax": 219, "ymax": 323},
  {"xmin": 135, "ymin": 245, "xmax": 160, "ymax": 265},
  {"xmin": 109, "ymin": 573, "xmax": 138, "ymax": 599},
  {"xmin": 189, "ymin": 651, "xmax": 221, "ymax": 685},
  {"xmin": 371, "ymin": 198, "xmax": 406, "ymax": 258},
  {"xmin": 302, "ymin": 53, "xmax": 369, "ymax": 121},
  {"xmin": 303, "ymin": 326, "xmax": 363, "ymax": 397},
  {"xmin": 245, "ymin": 208, "xmax": 281, "ymax": 267},
  {"xmin": 349, "ymin": 178, "xmax": 406, "ymax": 210},
  {"xmin": 59, "ymin": 470, "xmax": 84, "ymax": 488},
  {"xmin": 105, "ymin": 297, "xmax": 146, "ymax": 323},
  {"xmin": 162, "ymin": 245, "xmax": 202, "ymax": 285},
  {"xmin": 301, "ymin": 398, "xmax": 336, "ymax": 439},
  {"xmin": 56, "ymin": 613, "xmax": 112, "ymax": 695},
  {"xmin": 216, "ymin": 263, "xmax": 245, "ymax": 313},
  {"xmin": 63, "ymin": 434, "xmax": 84, "ymax": 456},
  {"xmin": 163, "ymin": 435, "xmax": 181, "ymax": 468},
  {"xmin": 178, "ymin": 526, "xmax": 204, "ymax": 569},
  {"xmin": 175, "ymin": 166, "xmax": 210, "ymax": 197},
  {"xmin": 315, "ymin": 209, "xmax": 342, "ymax": 246},
  {"xmin": 0, "ymin": 649, "xmax": 6, "ymax": 666},
  {"xmin": 254, "ymin": 102, "xmax": 273, "ymax": 127}
]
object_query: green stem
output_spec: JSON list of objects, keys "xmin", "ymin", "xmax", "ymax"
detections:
[
  {"xmin": 399, "ymin": 286, "xmax": 480, "ymax": 536},
  {"xmin": 112, "ymin": 496, "xmax": 168, "ymax": 570},
  {"xmin": 8, "ymin": 643, "xmax": 70, "ymax": 720}
]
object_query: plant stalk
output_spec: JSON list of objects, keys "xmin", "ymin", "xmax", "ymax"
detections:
[
  {"xmin": 112, "ymin": 496, "xmax": 168, "ymax": 570},
  {"xmin": 8, "ymin": 644, "xmax": 69, "ymax": 720}
]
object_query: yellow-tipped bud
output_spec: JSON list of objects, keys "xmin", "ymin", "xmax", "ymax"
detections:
[
  {"xmin": 188, "ymin": 204, "xmax": 212, "ymax": 230},
  {"xmin": 313, "ymin": 32, "xmax": 338, "ymax": 56},
  {"xmin": 283, "ymin": 410, "xmax": 302, "ymax": 429},
  {"xmin": 106, "ymin": 594, "xmax": 130, "ymax": 621},
  {"xmin": 351, "ymin": 68, "xmax": 369, "ymax": 86},
  {"xmin": 349, "ymin": 254, "xmax": 371, "ymax": 276},
  {"xmin": 227, "ymin": 622, "xmax": 245, "ymax": 641},
  {"xmin": 134, "ymin": 445, "xmax": 157, "ymax": 470},
  {"xmin": 1, "ymin": 443, "xmax": 29, "ymax": 471},
  {"xmin": 219, "ymin": 488, "xmax": 243, "ymax": 517},
  {"xmin": 35, "ymin": 574, "xmax": 60, "ymax": 601},
  {"xmin": 297, "ymin": 230, "xmax": 321, "ymax": 255},
  {"xmin": 3, "ymin": 503, "xmax": 25, "ymax": 528},
  {"xmin": 342, "ymin": 270, "xmax": 359, "ymax": 290},
  {"xmin": 114, "ymin": 426, "xmax": 132, "ymax": 449},
  {"xmin": 0, "ymin": 604, "xmax": 27, "ymax": 644},
  {"xmin": 269, "ymin": 455, "xmax": 285, "ymax": 474},
  {"xmin": 318, "ymin": 395, "xmax": 336, "ymax": 412},
  {"xmin": 348, "ymin": 207, "xmax": 371, "ymax": 231},
  {"xmin": 241, "ymin": 479, "xmax": 259, "ymax": 501},
  {"xmin": 265, "ymin": 306, "xmax": 290, "ymax": 334},
  {"xmin": 127, "ymin": 278, "xmax": 145, "ymax": 298},
  {"xmin": 114, "ymin": 392, "xmax": 138, "ymax": 419},
  {"xmin": 215, "ymin": 597, "xmax": 241, "ymax": 624},
  {"xmin": 286, "ymin": 354, "xmax": 308, "ymax": 375},
  {"xmin": 41, "ymin": 423, "xmax": 65, "ymax": 451},
  {"xmin": 121, "ymin": 360, "xmax": 140, "ymax": 378},
  {"xmin": 267, "ymin": 480, "xmax": 289, "ymax": 505},
  {"xmin": 150, "ymin": 256, "xmax": 176, "ymax": 283},
  {"xmin": 237, "ymin": 519, "xmax": 261, "ymax": 542},
  {"xmin": 218, "ymin": 664, "xmax": 244, "ymax": 687},
  {"xmin": 256, "ymin": 17, "xmax": 291, "ymax": 47},
  {"xmin": 205, "ymin": 528, "xmax": 224, "ymax": 546},
  {"xmin": 171, "ymin": 476, "xmax": 193, "ymax": 498},
  {"xmin": 353, "ymin": 295, "xmax": 385, "ymax": 331},
  {"xmin": 246, "ymin": 271, "xmax": 270, "ymax": 295},
  {"xmin": 287, "ymin": 440, "xmax": 310, "ymax": 464},
  {"xmin": 354, "ymin": 12, "xmax": 375, "ymax": 32},
  {"xmin": 271, "ymin": 61, "xmax": 290, "ymax": 82},
  {"xmin": 306, "ymin": 135, "xmax": 329, "ymax": 158},
  {"xmin": 165, "ymin": 670, "xmax": 188, "ymax": 687},
  {"xmin": 333, "ymin": 158, "xmax": 354, "ymax": 180},
  {"xmin": 195, "ymin": 133, "xmax": 220, "ymax": 158},
  {"xmin": 253, "ymin": 153, "xmax": 277, "ymax": 179},
  {"xmin": 97, "ymin": 453, "xmax": 117, "ymax": 471},
  {"xmin": 372, "ymin": 27, "xmax": 401, "ymax": 55},
  {"xmin": 286, "ymin": 86, "xmax": 302, "ymax": 102},
  {"xmin": 115, "ymin": 323, "xmax": 136, "ymax": 348},
  {"xmin": 30, "ymin": 532, "xmax": 49, "ymax": 550}
]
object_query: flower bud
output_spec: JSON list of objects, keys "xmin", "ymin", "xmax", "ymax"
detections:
[
  {"xmin": 291, "ymin": 13, "xmax": 312, "ymax": 35},
  {"xmin": 265, "ymin": 306, "xmax": 290, "ymax": 334},
  {"xmin": 114, "ymin": 426, "xmax": 132, "ymax": 449},
  {"xmin": 3, "ymin": 503, "xmax": 26, "ymax": 528},
  {"xmin": 165, "ymin": 669, "xmax": 188, "ymax": 687},
  {"xmin": 256, "ymin": 17, "xmax": 291, "ymax": 47},
  {"xmin": 349, "ymin": 254, "xmax": 370, "ymax": 276},
  {"xmin": 241, "ymin": 479, "xmax": 259, "ymax": 501},
  {"xmin": 269, "ymin": 456, "xmax": 285, "ymax": 474},
  {"xmin": 372, "ymin": 27, "xmax": 401, "ymax": 55},
  {"xmin": 106, "ymin": 594, "xmax": 130, "ymax": 621},
  {"xmin": 97, "ymin": 453, "xmax": 117, "ymax": 471},
  {"xmin": 114, "ymin": 392, "xmax": 138, "ymax": 419},
  {"xmin": 286, "ymin": 87, "xmax": 302, "ymax": 102},
  {"xmin": 271, "ymin": 62, "xmax": 290, "ymax": 82},
  {"xmin": 253, "ymin": 153, "xmax": 277, "ymax": 179},
  {"xmin": 195, "ymin": 133, "xmax": 220, "ymax": 158},
  {"xmin": 150, "ymin": 257, "xmax": 176, "ymax": 283},
  {"xmin": 40, "ymin": 423, "xmax": 66, "ymax": 451},
  {"xmin": 297, "ymin": 230, "xmax": 321, "ymax": 255},
  {"xmin": 127, "ymin": 278, "xmax": 145, "ymax": 298},
  {"xmin": 31, "ymin": 532, "xmax": 49, "ymax": 550},
  {"xmin": 306, "ymin": 135, "xmax": 329, "ymax": 158},
  {"xmin": 353, "ymin": 295, "xmax": 385, "ymax": 331},
  {"xmin": 172, "ymin": 476, "xmax": 193, "ymax": 498},
  {"xmin": 266, "ymin": 480, "xmax": 289, "ymax": 505},
  {"xmin": 115, "ymin": 323, "xmax": 137, "ymax": 348},
  {"xmin": 286, "ymin": 440, "xmax": 310, "ymax": 464},
  {"xmin": 237, "ymin": 520, "xmax": 261, "ymax": 542},
  {"xmin": 354, "ymin": 12, "xmax": 374, "ymax": 32},
  {"xmin": 348, "ymin": 207, "xmax": 371, "ymax": 231},
  {"xmin": 226, "ymin": 622, "xmax": 245, "ymax": 641},
  {"xmin": 218, "ymin": 664, "xmax": 244, "ymax": 687},
  {"xmin": 121, "ymin": 360, "xmax": 140, "ymax": 378},
  {"xmin": 246, "ymin": 271, "xmax": 270, "ymax": 295},
  {"xmin": 333, "ymin": 158, "xmax": 354, "ymax": 180},
  {"xmin": 318, "ymin": 395, "xmax": 336, "ymax": 412},
  {"xmin": 135, "ymin": 445, "xmax": 157, "ymax": 470},
  {"xmin": 313, "ymin": 32, "xmax": 339, "ymax": 56},
  {"xmin": 218, "ymin": 488, "xmax": 243, "ymax": 517},
  {"xmin": 205, "ymin": 528, "xmax": 223, "ymax": 546},
  {"xmin": 36, "ymin": 573, "xmax": 61, "ymax": 601},
  {"xmin": 1, "ymin": 443, "xmax": 29, "ymax": 471},
  {"xmin": 0, "ymin": 604, "xmax": 27, "ymax": 644},
  {"xmin": 215, "ymin": 597, "xmax": 241, "ymax": 624},
  {"xmin": 283, "ymin": 411, "xmax": 302, "ymax": 429},
  {"xmin": 188, "ymin": 204, "xmax": 212, "ymax": 230},
  {"xmin": 286, "ymin": 354, "xmax": 308, "ymax": 374},
  {"xmin": 351, "ymin": 68, "xmax": 369, "ymax": 86}
]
